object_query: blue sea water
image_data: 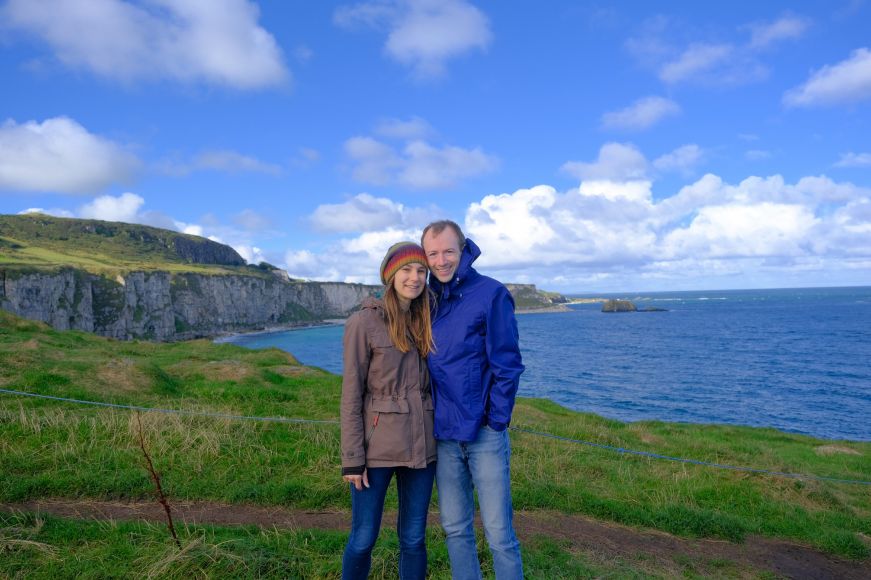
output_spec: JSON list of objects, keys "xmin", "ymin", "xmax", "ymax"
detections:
[{"xmin": 223, "ymin": 287, "xmax": 871, "ymax": 442}]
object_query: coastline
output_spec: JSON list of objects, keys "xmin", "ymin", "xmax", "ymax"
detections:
[{"xmin": 213, "ymin": 319, "xmax": 346, "ymax": 343}]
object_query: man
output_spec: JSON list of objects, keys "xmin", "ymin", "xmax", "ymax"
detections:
[{"xmin": 421, "ymin": 219, "xmax": 525, "ymax": 580}]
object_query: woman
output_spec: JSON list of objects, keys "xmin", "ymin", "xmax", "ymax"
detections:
[{"xmin": 340, "ymin": 242, "xmax": 437, "ymax": 580}]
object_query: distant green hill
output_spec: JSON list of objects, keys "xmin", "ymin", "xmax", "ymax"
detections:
[{"xmin": 0, "ymin": 213, "xmax": 270, "ymax": 276}]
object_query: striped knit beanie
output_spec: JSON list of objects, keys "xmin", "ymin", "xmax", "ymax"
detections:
[{"xmin": 380, "ymin": 242, "xmax": 428, "ymax": 285}]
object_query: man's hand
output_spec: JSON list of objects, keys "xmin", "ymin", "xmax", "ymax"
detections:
[{"xmin": 343, "ymin": 469, "xmax": 369, "ymax": 490}]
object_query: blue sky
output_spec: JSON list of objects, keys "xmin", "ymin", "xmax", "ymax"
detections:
[{"xmin": 1, "ymin": 0, "xmax": 870, "ymax": 292}]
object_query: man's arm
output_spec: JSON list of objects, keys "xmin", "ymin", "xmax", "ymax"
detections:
[{"xmin": 484, "ymin": 285, "xmax": 525, "ymax": 431}]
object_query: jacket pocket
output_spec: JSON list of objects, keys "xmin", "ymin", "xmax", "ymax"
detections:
[
  {"xmin": 364, "ymin": 397, "xmax": 412, "ymax": 462},
  {"xmin": 465, "ymin": 361, "xmax": 483, "ymax": 412}
]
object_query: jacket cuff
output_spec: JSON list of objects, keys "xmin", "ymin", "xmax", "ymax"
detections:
[
  {"xmin": 487, "ymin": 419, "xmax": 508, "ymax": 432},
  {"xmin": 342, "ymin": 465, "xmax": 365, "ymax": 476}
]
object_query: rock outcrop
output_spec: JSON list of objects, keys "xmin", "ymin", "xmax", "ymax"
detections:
[
  {"xmin": 602, "ymin": 299, "xmax": 638, "ymax": 312},
  {"xmin": 0, "ymin": 268, "xmax": 377, "ymax": 341},
  {"xmin": 505, "ymin": 284, "xmax": 569, "ymax": 312}
]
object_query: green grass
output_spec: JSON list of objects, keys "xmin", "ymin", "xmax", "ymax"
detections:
[
  {"xmin": 0, "ymin": 511, "xmax": 679, "ymax": 579},
  {"xmin": 1, "ymin": 309, "xmax": 870, "ymax": 565},
  {"xmin": 0, "ymin": 213, "xmax": 272, "ymax": 277}
]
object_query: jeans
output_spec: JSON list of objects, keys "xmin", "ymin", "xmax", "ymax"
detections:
[
  {"xmin": 342, "ymin": 463, "xmax": 436, "ymax": 580},
  {"xmin": 437, "ymin": 426, "xmax": 523, "ymax": 580}
]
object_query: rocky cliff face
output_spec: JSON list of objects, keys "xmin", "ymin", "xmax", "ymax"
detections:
[{"xmin": 0, "ymin": 268, "xmax": 377, "ymax": 341}]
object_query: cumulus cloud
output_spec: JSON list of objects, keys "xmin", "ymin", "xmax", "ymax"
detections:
[
  {"xmin": 628, "ymin": 14, "xmax": 809, "ymax": 87},
  {"xmin": 653, "ymin": 144, "xmax": 704, "ymax": 176},
  {"xmin": 78, "ymin": 192, "xmax": 145, "ymax": 223},
  {"xmin": 747, "ymin": 15, "xmax": 811, "ymax": 49},
  {"xmin": 835, "ymin": 152, "xmax": 871, "ymax": 167},
  {"xmin": 344, "ymin": 134, "xmax": 497, "ymax": 189},
  {"xmin": 784, "ymin": 48, "xmax": 871, "ymax": 107},
  {"xmin": 601, "ymin": 96, "xmax": 681, "ymax": 131},
  {"xmin": 310, "ymin": 194, "xmax": 404, "ymax": 233},
  {"xmin": 561, "ymin": 142, "xmax": 648, "ymax": 182},
  {"xmin": 279, "ymin": 158, "xmax": 870, "ymax": 288},
  {"xmin": 0, "ymin": 117, "xmax": 139, "ymax": 194},
  {"xmin": 2, "ymin": 0, "xmax": 288, "ymax": 89},
  {"xmin": 374, "ymin": 116, "xmax": 434, "ymax": 139},
  {"xmin": 659, "ymin": 43, "xmax": 734, "ymax": 84},
  {"xmin": 156, "ymin": 150, "xmax": 282, "ymax": 177},
  {"xmin": 334, "ymin": 0, "xmax": 492, "ymax": 79},
  {"xmin": 19, "ymin": 207, "xmax": 75, "ymax": 218},
  {"xmin": 309, "ymin": 193, "xmax": 441, "ymax": 234}
]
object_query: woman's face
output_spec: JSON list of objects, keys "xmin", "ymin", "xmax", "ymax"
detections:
[{"xmin": 393, "ymin": 263, "xmax": 427, "ymax": 305}]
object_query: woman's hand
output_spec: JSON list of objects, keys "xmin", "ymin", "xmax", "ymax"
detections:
[{"xmin": 343, "ymin": 469, "xmax": 369, "ymax": 491}]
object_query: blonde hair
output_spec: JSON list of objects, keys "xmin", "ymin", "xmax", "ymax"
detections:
[{"xmin": 383, "ymin": 275, "xmax": 434, "ymax": 357}]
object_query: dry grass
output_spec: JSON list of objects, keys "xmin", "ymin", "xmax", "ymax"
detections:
[{"xmin": 815, "ymin": 445, "xmax": 862, "ymax": 456}]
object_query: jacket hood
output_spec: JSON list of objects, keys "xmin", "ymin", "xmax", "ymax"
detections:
[{"xmin": 429, "ymin": 237, "xmax": 481, "ymax": 299}]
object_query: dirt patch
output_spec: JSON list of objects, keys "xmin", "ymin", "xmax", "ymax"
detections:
[
  {"xmin": 193, "ymin": 360, "xmax": 254, "ymax": 382},
  {"xmin": 18, "ymin": 339, "xmax": 39, "ymax": 350},
  {"xmin": 815, "ymin": 445, "xmax": 862, "ymax": 456},
  {"xmin": 98, "ymin": 359, "xmax": 146, "ymax": 393},
  {"xmin": 4, "ymin": 499, "xmax": 868, "ymax": 579},
  {"xmin": 270, "ymin": 365, "xmax": 314, "ymax": 377}
]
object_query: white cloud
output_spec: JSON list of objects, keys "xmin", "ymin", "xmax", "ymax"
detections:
[
  {"xmin": 157, "ymin": 150, "xmax": 283, "ymax": 177},
  {"xmin": 19, "ymin": 207, "xmax": 75, "ymax": 218},
  {"xmin": 659, "ymin": 43, "xmax": 733, "ymax": 84},
  {"xmin": 234, "ymin": 245, "xmax": 268, "ymax": 265},
  {"xmin": 345, "ymin": 136, "xmax": 402, "ymax": 185},
  {"xmin": 374, "ymin": 116, "xmax": 434, "ymax": 139},
  {"xmin": 0, "ymin": 117, "xmax": 139, "ymax": 194},
  {"xmin": 746, "ymin": 149, "xmax": 772, "ymax": 161},
  {"xmin": 309, "ymin": 193, "xmax": 441, "ymax": 234},
  {"xmin": 561, "ymin": 142, "xmax": 648, "ymax": 182},
  {"xmin": 344, "ymin": 135, "xmax": 497, "ymax": 189},
  {"xmin": 601, "ymin": 96, "xmax": 681, "ymax": 131},
  {"xmin": 335, "ymin": 0, "xmax": 492, "ymax": 79},
  {"xmin": 784, "ymin": 48, "xmax": 871, "ymax": 107},
  {"xmin": 747, "ymin": 15, "xmax": 811, "ymax": 49},
  {"xmin": 834, "ymin": 152, "xmax": 871, "ymax": 167},
  {"xmin": 662, "ymin": 203, "xmax": 818, "ymax": 259},
  {"xmin": 653, "ymin": 144, "xmax": 704, "ymax": 176},
  {"xmin": 279, "ymin": 158, "xmax": 870, "ymax": 289},
  {"xmin": 2, "ymin": 0, "xmax": 288, "ymax": 89},
  {"xmin": 193, "ymin": 150, "xmax": 282, "ymax": 175},
  {"xmin": 310, "ymin": 194, "xmax": 404, "ymax": 233},
  {"xmin": 78, "ymin": 192, "xmax": 145, "ymax": 223}
]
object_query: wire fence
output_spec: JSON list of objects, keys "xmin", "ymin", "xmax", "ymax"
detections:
[{"xmin": 2, "ymin": 387, "xmax": 869, "ymax": 486}]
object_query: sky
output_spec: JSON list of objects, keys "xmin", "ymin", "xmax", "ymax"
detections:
[{"xmin": 1, "ymin": 0, "xmax": 870, "ymax": 293}]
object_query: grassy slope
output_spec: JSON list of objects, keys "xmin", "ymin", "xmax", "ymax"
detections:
[
  {"xmin": 0, "ymin": 213, "xmax": 264, "ymax": 277},
  {"xmin": 1, "ymin": 309, "xmax": 870, "ymax": 574}
]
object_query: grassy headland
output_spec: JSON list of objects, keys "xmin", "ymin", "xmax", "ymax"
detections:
[
  {"xmin": 0, "ymin": 213, "xmax": 276, "ymax": 278},
  {"xmin": 1, "ymin": 309, "xmax": 870, "ymax": 576}
]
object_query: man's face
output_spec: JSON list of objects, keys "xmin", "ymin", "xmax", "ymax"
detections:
[{"xmin": 422, "ymin": 228, "xmax": 462, "ymax": 284}]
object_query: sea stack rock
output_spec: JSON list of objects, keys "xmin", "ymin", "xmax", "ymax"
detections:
[{"xmin": 602, "ymin": 299, "xmax": 637, "ymax": 312}]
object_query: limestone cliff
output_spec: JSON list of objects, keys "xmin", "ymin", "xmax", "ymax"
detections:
[{"xmin": 0, "ymin": 267, "xmax": 377, "ymax": 341}]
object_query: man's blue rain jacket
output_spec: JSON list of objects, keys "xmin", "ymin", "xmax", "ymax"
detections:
[{"xmin": 427, "ymin": 238, "xmax": 525, "ymax": 442}]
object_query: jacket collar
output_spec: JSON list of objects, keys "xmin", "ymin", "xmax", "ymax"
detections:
[{"xmin": 429, "ymin": 237, "xmax": 481, "ymax": 300}]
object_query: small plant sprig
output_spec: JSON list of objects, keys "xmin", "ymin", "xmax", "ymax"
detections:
[{"xmin": 135, "ymin": 411, "xmax": 181, "ymax": 549}]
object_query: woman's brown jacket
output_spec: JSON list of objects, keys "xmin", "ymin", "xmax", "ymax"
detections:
[{"xmin": 340, "ymin": 297, "xmax": 436, "ymax": 474}]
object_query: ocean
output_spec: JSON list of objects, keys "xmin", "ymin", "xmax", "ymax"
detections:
[{"xmin": 222, "ymin": 286, "xmax": 871, "ymax": 442}]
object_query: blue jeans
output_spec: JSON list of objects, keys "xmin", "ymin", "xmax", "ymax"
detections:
[
  {"xmin": 437, "ymin": 426, "xmax": 523, "ymax": 580},
  {"xmin": 342, "ymin": 463, "xmax": 436, "ymax": 580}
]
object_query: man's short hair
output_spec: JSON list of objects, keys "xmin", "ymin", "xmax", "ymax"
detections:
[{"xmin": 421, "ymin": 219, "xmax": 466, "ymax": 249}]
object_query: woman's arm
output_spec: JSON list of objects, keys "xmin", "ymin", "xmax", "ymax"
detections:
[{"xmin": 340, "ymin": 312, "xmax": 369, "ymax": 474}]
